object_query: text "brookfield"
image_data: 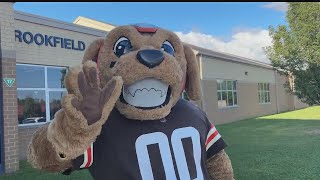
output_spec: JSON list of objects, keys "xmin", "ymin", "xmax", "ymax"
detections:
[{"xmin": 15, "ymin": 30, "xmax": 86, "ymax": 51}]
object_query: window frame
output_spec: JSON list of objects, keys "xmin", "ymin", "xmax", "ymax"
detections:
[
  {"xmin": 17, "ymin": 63, "xmax": 68, "ymax": 127},
  {"xmin": 258, "ymin": 82, "xmax": 271, "ymax": 104},
  {"xmin": 217, "ymin": 79, "xmax": 239, "ymax": 109}
]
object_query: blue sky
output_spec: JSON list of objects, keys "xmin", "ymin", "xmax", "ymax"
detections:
[{"xmin": 14, "ymin": 2, "xmax": 288, "ymax": 63}]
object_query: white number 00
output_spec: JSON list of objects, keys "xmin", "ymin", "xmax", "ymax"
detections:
[{"xmin": 135, "ymin": 127, "xmax": 204, "ymax": 180}]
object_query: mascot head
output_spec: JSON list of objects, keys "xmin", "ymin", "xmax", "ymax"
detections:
[{"xmin": 82, "ymin": 23, "xmax": 201, "ymax": 120}]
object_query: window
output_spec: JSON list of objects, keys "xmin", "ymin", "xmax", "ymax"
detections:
[
  {"xmin": 217, "ymin": 79, "xmax": 238, "ymax": 108},
  {"xmin": 17, "ymin": 64, "xmax": 68, "ymax": 125},
  {"xmin": 258, "ymin": 83, "xmax": 270, "ymax": 104}
]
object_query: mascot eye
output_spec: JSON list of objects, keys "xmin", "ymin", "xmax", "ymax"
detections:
[
  {"xmin": 113, "ymin": 37, "xmax": 133, "ymax": 57},
  {"xmin": 161, "ymin": 41, "xmax": 175, "ymax": 56}
]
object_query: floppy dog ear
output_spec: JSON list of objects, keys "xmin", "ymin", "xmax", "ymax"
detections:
[
  {"xmin": 82, "ymin": 38, "xmax": 105, "ymax": 64},
  {"xmin": 183, "ymin": 44, "xmax": 201, "ymax": 101}
]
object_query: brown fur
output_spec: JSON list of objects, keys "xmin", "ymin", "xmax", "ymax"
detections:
[
  {"xmin": 183, "ymin": 44, "xmax": 201, "ymax": 100},
  {"xmin": 27, "ymin": 124, "xmax": 72, "ymax": 172},
  {"xmin": 28, "ymin": 62, "xmax": 123, "ymax": 171},
  {"xmin": 82, "ymin": 38, "xmax": 105, "ymax": 63},
  {"xmin": 29, "ymin": 25, "xmax": 233, "ymax": 177},
  {"xmin": 64, "ymin": 66, "xmax": 83, "ymax": 100},
  {"xmin": 47, "ymin": 73, "xmax": 122, "ymax": 160},
  {"xmin": 206, "ymin": 150, "xmax": 234, "ymax": 180},
  {"xmin": 82, "ymin": 25, "xmax": 200, "ymax": 120}
]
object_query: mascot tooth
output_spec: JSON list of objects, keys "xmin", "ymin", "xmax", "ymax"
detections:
[
  {"xmin": 27, "ymin": 23, "xmax": 234, "ymax": 180},
  {"xmin": 122, "ymin": 78, "xmax": 169, "ymax": 107}
]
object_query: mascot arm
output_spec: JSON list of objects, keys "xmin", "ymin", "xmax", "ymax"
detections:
[
  {"xmin": 206, "ymin": 150, "xmax": 234, "ymax": 180},
  {"xmin": 27, "ymin": 61, "xmax": 123, "ymax": 172},
  {"xmin": 202, "ymin": 111, "xmax": 234, "ymax": 180}
]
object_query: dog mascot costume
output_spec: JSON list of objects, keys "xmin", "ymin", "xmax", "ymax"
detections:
[{"xmin": 27, "ymin": 24, "xmax": 234, "ymax": 180}]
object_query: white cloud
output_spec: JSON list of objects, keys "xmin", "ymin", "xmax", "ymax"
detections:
[
  {"xmin": 262, "ymin": 2, "xmax": 288, "ymax": 12},
  {"xmin": 175, "ymin": 29, "xmax": 273, "ymax": 64}
]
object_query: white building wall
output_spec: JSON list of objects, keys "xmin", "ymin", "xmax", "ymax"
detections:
[{"xmin": 201, "ymin": 55, "xmax": 275, "ymax": 83}]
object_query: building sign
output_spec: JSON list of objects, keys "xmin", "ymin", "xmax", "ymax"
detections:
[
  {"xmin": 3, "ymin": 78, "xmax": 15, "ymax": 87},
  {"xmin": 15, "ymin": 30, "xmax": 86, "ymax": 51}
]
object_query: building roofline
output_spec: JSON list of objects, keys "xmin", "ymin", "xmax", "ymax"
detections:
[
  {"xmin": 185, "ymin": 43, "xmax": 274, "ymax": 69},
  {"xmin": 73, "ymin": 16, "xmax": 117, "ymax": 28},
  {"xmin": 14, "ymin": 10, "xmax": 108, "ymax": 37}
]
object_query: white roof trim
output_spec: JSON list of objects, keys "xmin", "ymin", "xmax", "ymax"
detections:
[
  {"xmin": 14, "ymin": 10, "xmax": 107, "ymax": 37},
  {"xmin": 199, "ymin": 52, "xmax": 273, "ymax": 69},
  {"xmin": 73, "ymin": 16, "xmax": 117, "ymax": 28}
]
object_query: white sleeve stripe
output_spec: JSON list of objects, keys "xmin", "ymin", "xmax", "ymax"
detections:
[
  {"xmin": 206, "ymin": 126, "xmax": 217, "ymax": 140},
  {"xmin": 206, "ymin": 133, "xmax": 221, "ymax": 151},
  {"xmin": 80, "ymin": 143, "xmax": 94, "ymax": 169},
  {"xmin": 79, "ymin": 148, "xmax": 88, "ymax": 169}
]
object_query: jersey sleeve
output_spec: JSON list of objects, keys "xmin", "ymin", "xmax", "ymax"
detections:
[
  {"xmin": 62, "ymin": 142, "xmax": 94, "ymax": 175},
  {"xmin": 204, "ymin": 116, "xmax": 228, "ymax": 159}
]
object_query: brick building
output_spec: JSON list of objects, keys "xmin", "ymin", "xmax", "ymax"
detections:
[{"xmin": 0, "ymin": 2, "xmax": 307, "ymax": 174}]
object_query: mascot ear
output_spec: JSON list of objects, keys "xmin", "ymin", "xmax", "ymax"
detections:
[
  {"xmin": 183, "ymin": 44, "xmax": 201, "ymax": 101},
  {"xmin": 82, "ymin": 38, "xmax": 105, "ymax": 64}
]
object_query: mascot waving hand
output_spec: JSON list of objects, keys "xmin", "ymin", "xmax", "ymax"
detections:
[{"xmin": 28, "ymin": 24, "xmax": 234, "ymax": 180}]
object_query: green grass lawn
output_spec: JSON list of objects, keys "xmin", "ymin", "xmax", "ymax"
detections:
[
  {"xmin": 221, "ymin": 105, "xmax": 320, "ymax": 180},
  {"xmin": 0, "ymin": 161, "xmax": 92, "ymax": 180},
  {"xmin": 1, "ymin": 106, "xmax": 319, "ymax": 180}
]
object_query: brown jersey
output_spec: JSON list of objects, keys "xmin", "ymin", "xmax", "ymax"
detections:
[{"xmin": 64, "ymin": 99, "xmax": 227, "ymax": 180}]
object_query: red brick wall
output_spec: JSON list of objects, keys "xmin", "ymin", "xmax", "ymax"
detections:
[
  {"xmin": 2, "ymin": 58, "xmax": 19, "ymax": 173},
  {"xmin": 18, "ymin": 126, "xmax": 42, "ymax": 160}
]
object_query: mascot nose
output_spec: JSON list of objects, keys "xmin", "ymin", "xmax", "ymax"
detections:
[{"xmin": 137, "ymin": 49, "xmax": 164, "ymax": 68}]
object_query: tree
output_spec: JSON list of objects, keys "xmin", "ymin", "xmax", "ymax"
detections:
[
  {"xmin": 265, "ymin": 2, "xmax": 320, "ymax": 105},
  {"xmin": 60, "ymin": 68, "xmax": 67, "ymax": 88},
  {"xmin": 23, "ymin": 97, "xmax": 44, "ymax": 118}
]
